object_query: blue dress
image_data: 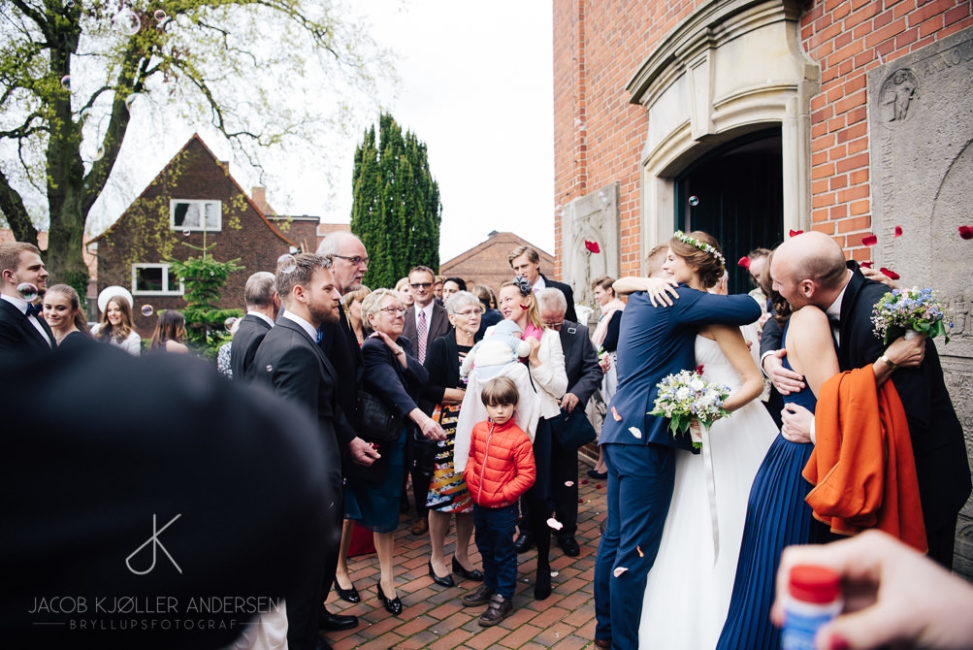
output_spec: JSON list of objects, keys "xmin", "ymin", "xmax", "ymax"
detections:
[{"xmin": 716, "ymin": 326, "xmax": 830, "ymax": 650}]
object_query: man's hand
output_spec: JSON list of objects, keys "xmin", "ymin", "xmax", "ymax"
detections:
[
  {"xmin": 884, "ymin": 332, "xmax": 927, "ymax": 369},
  {"xmin": 764, "ymin": 349, "xmax": 805, "ymax": 395},
  {"xmin": 780, "ymin": 403, "xmax": 813, "ymax": 443},
  {"xmin": 349, "ymin": 436, "xmax": 380, "ymax": 466},
  {"xmin": 560, "ymin": 392, "xmax": 580, "ymax": 412}
]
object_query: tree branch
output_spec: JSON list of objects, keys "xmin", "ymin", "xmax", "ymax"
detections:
[{"xmin": 0, "ymin": 165, "xmax": 38, "ymax": 244}]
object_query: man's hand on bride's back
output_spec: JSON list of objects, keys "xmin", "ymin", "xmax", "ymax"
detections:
[{"xmin": 763, "ymin": 349, "xmax": 806, "ymax": 395}]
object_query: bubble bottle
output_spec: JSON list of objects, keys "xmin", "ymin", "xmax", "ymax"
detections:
[{"xmin": 781, "ymin": 564, "xmax": 842, "ymax": 650}]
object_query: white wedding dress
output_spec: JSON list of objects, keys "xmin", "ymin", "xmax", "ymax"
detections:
[{"xmin": 638, "ymin": 335, "xmax": 778, "ymax": 649}]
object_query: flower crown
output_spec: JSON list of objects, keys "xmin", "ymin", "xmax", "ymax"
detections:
[{"xmin": 672, "ymin": 231, "xmax": 726, "ymax": 267}]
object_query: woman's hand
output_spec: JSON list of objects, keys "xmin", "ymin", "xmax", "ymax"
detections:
[
  {"xmin": 527, "ymin": 336, "xmax": 541, "ymax": 366},
  {"xmin": 421, "ymin": 416, "xmax": 446, "ymax": 441},
  {"xmin": 599, "ymin": 353, "xmax": 612, "ymax": 373},
  {"xmin": 442, "ymin": 387, "xmax": 466, "ymax": 403},
  {"xmin": 373, "ymin": 330, "xmax": 407, "ymax": 367}
]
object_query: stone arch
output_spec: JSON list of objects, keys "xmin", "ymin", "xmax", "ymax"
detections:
[{"xmin": 626, "ymin": 0, "xmax": 820, "ymax": 266}]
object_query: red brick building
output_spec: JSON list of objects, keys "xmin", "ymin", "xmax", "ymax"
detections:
[
  {"xmin": 439, "ymin": 231, "xmax": 556, "ymax": 296},
  {"xmin": 90, "ymin": 134, "xmax": 298, "ymax": 337}
]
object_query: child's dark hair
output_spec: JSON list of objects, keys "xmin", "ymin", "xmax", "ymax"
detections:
[{"xmin": 481, "ymin": 376, "xmax": 519, "ymax": 407}]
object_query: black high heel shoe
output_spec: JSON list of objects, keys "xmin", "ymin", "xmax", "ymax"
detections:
[
  {"xmin": 377, "ymin": 583, "xmax": 403, "ymax": 616},
  {"xmin": 333, "ymin": 578, "xmax": 360, "ymax": 603},
  {"xmin": 428, "ymin": 561, "xmax": 455, "ymax": 587},
  {"xmin": 452, "ymin": 556, "xmax": 484, "ymax": 582}
]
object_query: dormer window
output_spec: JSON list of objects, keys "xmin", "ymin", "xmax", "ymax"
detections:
[{"xmin": 170, "ymin": 199, "xmax": 221, "ymax": 232}]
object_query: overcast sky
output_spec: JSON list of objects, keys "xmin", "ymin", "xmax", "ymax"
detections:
[{"xmin": 87, "ymin": 1, "xmax": 555, "ymax": 263}]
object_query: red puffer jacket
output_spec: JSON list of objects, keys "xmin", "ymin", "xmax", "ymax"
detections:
[{"xmin": 464, "ymin": 419, "xmax": 536, "ymax": 508}]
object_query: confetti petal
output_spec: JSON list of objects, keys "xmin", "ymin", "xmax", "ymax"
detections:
[
  {"xmin": 595, "ymin": 484, "xmax": 603, "ymax": 489},
  {"xmin": 585, "ymin": 240, "xmax": 601, "ymax": 254},
  {"xmin": 695, "ymin": 364, "xmax": 704, "ymax": 375},
  {"xmin": 893, "ymin": 226, "xmax": 903, "ymax": 237},
  {"xmin": 611, "ymin": 406, "xmax": 622, "ymax": 421},
  {"xmin": 737, "ymin": 256, "xmax": 751, "ymax": 269},
  {"xmin": 613, "ymin": 567, "xmax": 628, "ymax": 578},
  {"xmin": 880, "ymin": 267, "xmax": 900, "ymax": 280},
  {"xmin": 628, "ymin": 426, "xmax": 642, "ymax": 439},
  {"xmin": 959, "ymin": 226, "xmax": 973, "ymax": 240},
  {"xmin": 860, "ymin": 261, "xmax": 874, "ymax": 268},
  {"xmin": 564, "ymin": 481, "xmax": 574, "ymax": 487},
  {"xmin": 579, "ymin": 498, "xmax": 584, "ymax": 503},
  {"xmin": 862, "ymin": 234, "xmax": 878, "ymax": 247},
  {"xmin": 789, "ymin": 229, "xmax": 803, "ymax": 238},
  {"xmin": 637, "ymin": 545, "xmax": 644, "ymax": 558},
  {"xmin": 581, "ymin": 479, "xmax": 589, "ymax": 485},
  {"xmin": 546, "ymin": 517, "xmax": 564, "ymax": 531}
]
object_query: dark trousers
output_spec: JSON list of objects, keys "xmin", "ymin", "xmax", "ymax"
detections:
[
  {"xmin": 473, "ymin": 503, "xmax": 519, "ymax": 598},
  {"xmin": 594, "ymin": 442, "xmax": 676, "ymax": 649},
  {"xmin": 521, "ymin": 417, "xmax": 554, "ymax": 569},
  {"xmin": 286, "ymin": 553, "xmax": 327, "ymax": 650},
  {"xmin": 550, "ymin": 432, "xmax": 579, "ymax": 535}
]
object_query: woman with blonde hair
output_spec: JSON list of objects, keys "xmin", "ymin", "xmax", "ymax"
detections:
[{"xmin": 42, "ymin": 284, "xmax": 90, "ymax": 347}]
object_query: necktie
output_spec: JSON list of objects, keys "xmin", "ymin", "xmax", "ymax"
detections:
[
  {"xmin": 417, "ymin": 309, "xmax": 428, "ymax": 364},
  {"xmin": 315, "ymin": 328, "xmax": 324, "ymax": 344}
]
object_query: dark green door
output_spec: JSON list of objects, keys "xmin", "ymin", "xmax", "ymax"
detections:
[{"xmin": 675, "ymin": 127, "xmax": 783, "ymax": 295}]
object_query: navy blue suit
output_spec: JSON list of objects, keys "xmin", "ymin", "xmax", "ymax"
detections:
[{"xmin": 594, "ymin": 287, "xmax": 760, "ymax": 648}]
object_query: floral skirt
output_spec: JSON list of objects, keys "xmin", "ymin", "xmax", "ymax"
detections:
[{"xmin": 425, "ymin": 403, "xmax": 473, "ymax": 514}]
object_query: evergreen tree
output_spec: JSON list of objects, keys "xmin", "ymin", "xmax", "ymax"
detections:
[{"xmin": 351, "ymin": 113, "xmax": 441, "ymax": 289}]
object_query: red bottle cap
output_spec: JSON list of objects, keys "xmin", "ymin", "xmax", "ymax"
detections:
[{"xmin": 788, "ymin": 565, "xmax": 840, "ymax": 604}]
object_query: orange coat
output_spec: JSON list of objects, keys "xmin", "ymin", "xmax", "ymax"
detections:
[
  {"xmin": 465, "ymin": 419, "xmax": 536, "ymax": 508},
  {"xmin": 803, "ymin": 367, "xmax": 927, "ymax": 553}
]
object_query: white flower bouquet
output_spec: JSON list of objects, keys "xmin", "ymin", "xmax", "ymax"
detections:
[{"xmin": 648, "ymin": 366, "xmax": 731, "ymax": 449}]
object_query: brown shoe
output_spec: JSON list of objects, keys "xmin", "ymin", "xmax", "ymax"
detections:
[
  {"xmin": 478, "ymin": 594, "xmax": 513, "ymax": 627},
  {"xmin": 410, "ymin": 518, "xmax": 428, "ymax": 535},
  {"xmin": 593, "ymin": 638, "xmax": 611, "ymax": 648},
  {"xmin": 461, "ymin": 584, "xmax": 495, "ymax": 607}
]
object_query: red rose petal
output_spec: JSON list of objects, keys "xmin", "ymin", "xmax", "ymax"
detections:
[
  {"xmin": 789, "ymin": 229, "xmax": 803, "ymax": 238},
  {"xmin": 860, "ymin": 261, "xmax": 874, "ymax": 268},
  {"xmin": 611, "ymin": 406, "xmax": 622, "ymax": 421},
  {"xmin": 581, "ymin": 479, "xmax": 588, "ymax": 485},
  {"xmin": 862, "ymin": 234, "xmax": 878, "ymax": 247},
  {"xmin": 893, "ymin": 226, "xmax": 903, "ymax": 237},
  {"xmin": 595, "ymin": 484, "xmax": 603, "ymax": 489},
  {"xmin": 880, "ymin": 267, "xmax": 900, "ymax": 280},
  {"xmin": 579, "ymin": 499, "xmax": 584, "ymax": 504},
  {"xmin": 695, "ymin": 364, "xmax": 704, "ymax": 375},
  {"xmin": 959, "ymin": 226, "xmax": 973, "ymax": 240},
  {"xmin": 585, "ymin": 240, "xmax": 601, "ymax": 253},
  {"xmin": 737, "ymin": 256, "xmax": 751, "ymax": 269}
]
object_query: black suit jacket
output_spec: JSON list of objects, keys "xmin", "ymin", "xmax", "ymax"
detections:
[
  {"xmin": 420, "ymin": 330, "xmax": 466, "ymax": 413},
  {"xmin": 402, "ymin": 302, "xmax": 451, "ymax": 358},
  {"xmin": 762, "ymin": 263, "xmax": 971, "ymax": 531},
  {"xmin": 318, "ymin": 306, "xmax": 362, "ymax": 446},
  {"xmin": 1, "ymin": 342, "xmax": 332, "ymax": 649},
  {"xmin": 230, "ymin": 313, "xmax": 272, "ymax": 382},
  {"xmin": 0, "ymin": 298, "xmax": 54, "ymax": 353},
  {"xmin": 253, "ymin": 318, "xmax": 345, "ymax": 496},
  {"xmin": 559, "ymin": 320, "xmax": 602, "ymax": 408},
  {"xmin": 540, "ymin": 273, "xmax": 578, "ymax": 323}
]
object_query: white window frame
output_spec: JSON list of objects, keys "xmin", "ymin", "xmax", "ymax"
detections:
[
  {"xmin": 169, "ymin": 199, "xmax": 222, "ymax": 232},
  {"xmin": 132, "ymin": 263, "xmax": 184, "ymax": 296}
]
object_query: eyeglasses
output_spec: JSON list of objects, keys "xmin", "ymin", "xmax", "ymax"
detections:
[
  {"xmin": 333, "ymin": 254, "xmax": 369, "ymax": 266},
  {"xmin": 543, "ymin": 321, "xmax": 564, "ymax": 330},
  {"xmin": 410, "ymin": 282, "xmax": 432, "ymax": 289},
  {"xmin": 380, "ymin": 306, "xmax": 406, "ymax": 315}
]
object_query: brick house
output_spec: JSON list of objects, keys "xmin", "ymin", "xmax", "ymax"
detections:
[
  {"xmin": 439, "ymin": 231, "xmax": 556, "ymax": 296},
  {"xmin": 90, "ymin": 134, "xmax": 298, "ymax": 337},
  {"xmin": 553, "ymin": 0, "xmax": 972, "ymax": 568}
]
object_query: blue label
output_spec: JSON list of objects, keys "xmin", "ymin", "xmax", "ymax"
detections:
[{"xmin": 782, "ymin": 610, "xmax": 836, "ymax": 650}]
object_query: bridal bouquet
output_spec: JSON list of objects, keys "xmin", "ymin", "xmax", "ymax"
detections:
[
  {"xmin": 871, "ymin": 287, "xmax": 953, "ymax": 345},
  {"xmin": 649, "ymin": 367, "xmax": 731, "ymax": 449}
]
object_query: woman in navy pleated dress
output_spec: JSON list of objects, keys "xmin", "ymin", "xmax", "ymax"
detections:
[{"xmin": 717, "ymin": 287, "xmax": 838, "ymax": 649}]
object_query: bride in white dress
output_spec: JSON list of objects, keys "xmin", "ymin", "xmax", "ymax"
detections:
[{"xmin": 638, "ymin": 326, "xmax": 778, "ymax": 649}]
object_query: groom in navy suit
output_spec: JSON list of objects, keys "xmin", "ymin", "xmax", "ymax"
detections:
[{"xmin": 593, "ymin": 274, "xmax": 760, "ymax": 648}]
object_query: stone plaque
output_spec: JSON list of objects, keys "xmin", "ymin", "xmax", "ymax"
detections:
[
  {"xmin": 560, "ymin": 182, "xmax": 621, "ymax": 311},
  {"xmin": 868, "ymin": 26, "xmax": 973, "ymax": 573}
]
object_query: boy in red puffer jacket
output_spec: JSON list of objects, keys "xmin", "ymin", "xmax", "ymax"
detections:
[{"xmin": 462, "ymin": 376, "xmax": 536, "ymax": 627}]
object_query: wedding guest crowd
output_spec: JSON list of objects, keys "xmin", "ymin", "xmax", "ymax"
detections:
[{"xmin": 3, "ymin": 225, "xmax": 969, "ymax": 650}]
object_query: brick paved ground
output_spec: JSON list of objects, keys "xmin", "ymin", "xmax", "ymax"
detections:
[{"xmin": 324, "ymin": 458, "xmax": 607, "ymax": 649}]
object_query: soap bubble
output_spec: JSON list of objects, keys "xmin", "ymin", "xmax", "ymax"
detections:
[
  {"xmin": 60, "ymin": 75, "xmax": 71, "ymax": 90},
  {"xmin": 278, "ymin": 254, "xmax": 297, "ymax": 274},
  {"xmin": 78, "ymin": 107, "xmax": 90, "ymax": 122},
  {"xmin": 141, "ymin": 304, "xmax": 154, "ymax": 317},
  {"xmin": 64, "ymin": 0, "xmax": 75, "ymax": 8},
  {"xmin": 688, "ymin": 196, "xmax": 700, "ymax": 207},
  {"xmin": 154, "ymin": 9, "xmax": 167, "ymax": 22},
  {"xmin": 115, "ymin": 10, "xmax": 141, "ymax": 36},
  {"xmin": 93, "ymin": 146, "xmax": 104, "ymax": 162},
  {"xmin": 17, "ymin": 283, "xmax": 38, "ymax": 301},
  {"xmin": 182, "ymin": 227, "xmax": 191, "ymax": 237}
]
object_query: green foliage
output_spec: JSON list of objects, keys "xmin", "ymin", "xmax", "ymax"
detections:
[
  {"xmin": 167, "ymin": 253, "xmax": 243, "ymax": 346},
  {"xmin": 0, "ymin": 0, "xmax": 391, "ymax": 289},
  {"xmin": 351, "ymin": 113, "xmax": 441, "ymax": 289}
]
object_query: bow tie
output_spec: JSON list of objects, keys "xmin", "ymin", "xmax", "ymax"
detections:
[
  {"xmin": 316, "ymin": 328, "xmax": 324, "ymax": 344},
  {"xmin": 26, "ymin": 302, "xmax": 42, "ymax": 319},
  {"xmin": 827, "ymin": 315, "xmax": 840, "ymax": 325}
]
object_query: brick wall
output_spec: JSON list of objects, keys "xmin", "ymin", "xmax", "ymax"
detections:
[
  {"xmin": 439, "ymin": 232, "xmax": 556, "ymax": 296},
  {"xmin": 553, "ymin": 0, "xmax": 973, "ymax": 272}
]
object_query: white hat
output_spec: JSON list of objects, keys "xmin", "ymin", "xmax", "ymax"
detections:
[{"xmin": 97, "ymin": 285, "xmax": 134, "ymax": 313}]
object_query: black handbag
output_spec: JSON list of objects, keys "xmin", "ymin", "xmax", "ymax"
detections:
[
  {"xmin": 553, "ymin": 406, "xmax": 597, "ymax": 448},
  {"xmin": 355, "ymin": 390, "xmax": 403, "ymax": 443}
]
